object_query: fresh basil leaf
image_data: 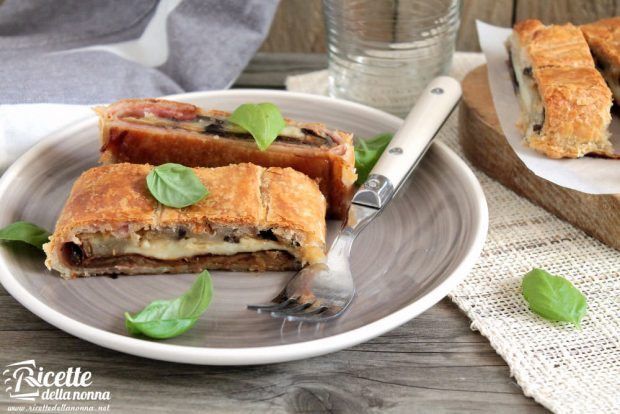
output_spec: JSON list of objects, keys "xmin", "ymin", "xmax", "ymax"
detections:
[
  {"xmin": 0, "ymin": 221, "xmax": 50, "ymax": 250},
  {"xmin": 354, "ymin": 133, "xmax": 393, "ymax": 185},
  {"xmin": 522, "ymin": 268, "xmax": 587, "ymax": 327},
  {"xmin": 146, "ymin": 163, "xmax": 208, "ymax": 208},
  {"xmin": 228, "ymin": 103, "xmax": 286, "ymax": 151},
  {"xmin": 125, "ymin": 270, "xmax": 213, "ymax": 339}
]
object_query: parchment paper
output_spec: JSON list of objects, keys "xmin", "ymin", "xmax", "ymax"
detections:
[{"xmin": 476, "ymin": 21, "xmax": 620, "ymax": 194}]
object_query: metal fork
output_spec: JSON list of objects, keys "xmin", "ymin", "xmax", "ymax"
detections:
[{"xmin": 248, "ymin": 77, "xmax": 462, "ymax": 322}]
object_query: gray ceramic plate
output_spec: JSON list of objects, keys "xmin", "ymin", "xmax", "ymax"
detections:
[{"xmin": 0, "ymin": 90, "xmax": 487, "ymax": 365}]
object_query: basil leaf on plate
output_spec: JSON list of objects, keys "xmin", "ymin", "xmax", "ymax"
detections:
[
  {"xmin": 0, "ymin": 221, "xmax": 50, "ymax": 250},
  {"xmin": 228, "ymin": 103, "xmax": 286, "ymax": 151},
  {"xmin": 125, "ymin": 270, "xmax": 214, "ymax": 339},
  {"xmin": 522, "ymin": 268, "xmax": 587, "ymax": 327},
  {"xmin": 146, "ymin": 163, "xmax": 209, "ymax": 208},
  {"xmin": 354, "ymin": 133, "xmax": 393, "ymax": 185}
]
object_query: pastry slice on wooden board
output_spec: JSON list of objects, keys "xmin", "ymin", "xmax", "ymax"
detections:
[
  {"xmin": 459, "ymin": 65, "xmax": 620, "ymax": 251},
  {"xmin": 507, "ymin": 20, "xmax": 614, "ymax": 159}
]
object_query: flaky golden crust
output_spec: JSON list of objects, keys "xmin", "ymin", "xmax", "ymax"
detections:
[
  {"xmin": 510, "ymin": 19, "xmax": 614, "ymax": 158},
  {"xmin": 581, "ymin": 17, "xmax": 620, "ymax": 69},
  {"xmin": 527, "ymin": 23, "xmax": 594, "ymax": 68},
  {"xmin": 263, "ymin": 168, "xmax": 326, "ymax": 237},
  {"xmin": 158, "ymin": 163, "xmax": 263, "ymax": 232},
  {"xmin": 96, "ymin": 99, "xmax": 357, "ymax": 219},
  {"xmin": 513, "ymin": 20, "xmax": 593, "ymax": 67},
  {"xmin": 52, "ymin": 163, "xmax": 157, "ymax": 237},
  {"xmin": 44, "ymin": 163, "xmax": 326, "ymax": 279},
  {"xmin": 262, "ymin": 167, "xmax": 327, "ymax": 264},
  {"xmin": 513, "ymin": 19, "xmax": 546, "ymax": 46},
  {"xmin": 528, "ymin": 67, "xmax": 613, "ymax": 158}
]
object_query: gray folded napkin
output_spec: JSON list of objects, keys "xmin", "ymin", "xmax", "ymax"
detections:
[{"xmin": 0, "ymin": 0, "xmax": 278, "ymax": 103}]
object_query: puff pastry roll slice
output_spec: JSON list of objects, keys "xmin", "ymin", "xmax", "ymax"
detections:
[
  {"xmin": 44, "ymin": 163, "xmax": 326, "ymax": 279},
  {"xmin": 95, "ymin": 99, "xmax": 357, "ymax": 219},
  {"xmin": 581, "ymin": 17, "xmax": 620, "ymax": 103},
  {"xmin": 508, "ymin": 19, "xmax": 614, "ymax": 158},
  {"xmin": 510, "ymin": 20, "xmax": 595, "ymax": 70}
]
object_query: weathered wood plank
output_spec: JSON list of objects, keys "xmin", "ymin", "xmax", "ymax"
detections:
[
  {"xmin": 259, "ymin": 0, "xmax": 620, "ymax": 54},
  {"xmin": 260, "ymin": 0, "xmax": 517, "ymax": 53},
  {"xmin": 260, "ymin": 0, "xmax": 326, "ymax": 53},
  {"xmin": 458, "ymin": 0, "xmax": 514, "ymax": 51},
  {"xmin": 515, "ymin": 0, "xmax": 620, "ymax": 25},
  {"xmin": 0, "ymin": 283, "xmax": 545, "ymax": 411},
  {"xmin": 0, "ymin": 299, "xmax": 546, "ymax": 413},
  {"xmin": 235, "ymin": 53, "xmax": 327, "ymax": 88}
]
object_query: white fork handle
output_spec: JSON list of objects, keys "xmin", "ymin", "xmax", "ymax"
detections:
[{"xmin": 352, "ymin": 76, "xmax": 462, "ymax": 209}]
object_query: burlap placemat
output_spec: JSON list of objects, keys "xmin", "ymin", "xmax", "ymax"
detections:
[{"xmin": 286, "ymin": 52, "xmax": 620, "ymax": 414}]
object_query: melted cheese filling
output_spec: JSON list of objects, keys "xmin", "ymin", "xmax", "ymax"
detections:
[
  {"xmin": 84, "ymin": 234, "xmax": 295, "ymax": 261},
  {"xmin": 509, "ymin": 40, "xmax": 544, "ymax": 134}
]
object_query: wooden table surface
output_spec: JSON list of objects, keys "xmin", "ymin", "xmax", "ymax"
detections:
[{"xmin": 0, "ymin": 54, "xmax": 548, "ymax": 414}]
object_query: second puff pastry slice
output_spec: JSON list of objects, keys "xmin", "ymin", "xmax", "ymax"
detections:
[
  {"xmin": 95, "ymin": 99, "xmax": 357, "ymax": 219},
  {"xmin": 508, "ymin": 19, "xmax": 614, "ymax": 158},
  {"xmin": 43, "ymin": 163, "xmax": 326, "ymax": 279}
]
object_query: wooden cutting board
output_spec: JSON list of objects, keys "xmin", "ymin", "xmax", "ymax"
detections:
[{"xmin": 459, "ymin": 65, "xmax": 620, "ymax": 251}]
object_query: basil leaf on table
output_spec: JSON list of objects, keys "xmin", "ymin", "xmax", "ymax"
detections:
[
  {"xmin": 125, "ymin": 270, "xmax": 214, "ymax": 339},
  {"xmin": 0, "ymin": 221, "xmax": 50, "ymax": 250},
  {"xmin": 354, "ymin": 133, "xmax": 394, "ymax": 185},
  {"xmin": 146, "ymin": 163, "xmax": 209, "ymax": 208},
  {"xmin": 228, "ymin": 103, "xmax": 286, "ymax": 151},
  {"xmin": 522, "ymin": 268, "xmax": 587, "ymax": 327}
]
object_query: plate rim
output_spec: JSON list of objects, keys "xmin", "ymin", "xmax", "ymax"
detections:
[{"xmin": 0, "ymin": 89, "xmax": 488, "ymax": 365}]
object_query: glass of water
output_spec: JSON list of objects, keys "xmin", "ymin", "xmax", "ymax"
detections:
[{"xmin": 323, "ymin": 0, "xmax": 460, "ymax": 117}]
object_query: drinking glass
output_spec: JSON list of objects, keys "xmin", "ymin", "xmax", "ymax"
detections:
[{"xmin": 323, "ymin": 0, "xmax": 460, "ymax": 117}]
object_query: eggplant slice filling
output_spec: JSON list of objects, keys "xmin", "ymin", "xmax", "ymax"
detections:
[{"xmin": 121, "ymin": 114, "xmax": 336, "ymax": 148}]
